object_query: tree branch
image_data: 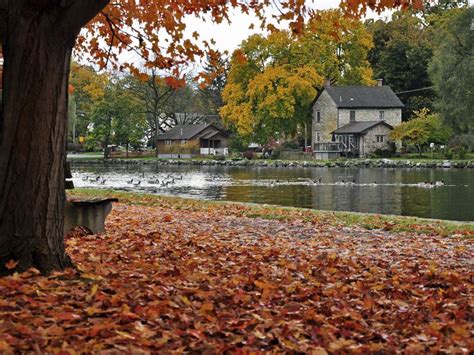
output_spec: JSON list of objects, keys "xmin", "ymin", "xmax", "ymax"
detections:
[{"xmin": 62, "ymin": 0, "xmax": 110, "ymax": 36}]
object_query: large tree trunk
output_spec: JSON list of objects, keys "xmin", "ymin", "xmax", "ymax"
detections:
[{"xmin": 0, "ymin": 1, "xmax": 109, "ymax": 275}]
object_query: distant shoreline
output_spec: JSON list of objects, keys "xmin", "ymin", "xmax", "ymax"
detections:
[{"xmin": 68, "ymin": 157, "xmax": 474, "ymax": 169}]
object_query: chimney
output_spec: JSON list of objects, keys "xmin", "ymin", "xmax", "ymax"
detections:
[
  {"xmin": 323, "ymin": 78, "xmax": 331, "ymax": 88},
  {"xmin": 376, "ymin": 79, "xmax": 383, "ymax": 87}
]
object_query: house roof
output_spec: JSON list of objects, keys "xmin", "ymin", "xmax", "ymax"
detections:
[
  {"xmin": 332, "ymin": 121, "xmax": 393, "ymax": 134},
  {"xmin": 323, "ymin": 86, "xmax": 404, "ymax": 108},
  {"xmin": 156, "ymin": 124, "xmax": 228, "ymax": 140}
]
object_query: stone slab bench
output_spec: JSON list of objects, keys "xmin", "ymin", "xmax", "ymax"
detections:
[{"xmin": 65, "ymin": 198, "xmax": 119, "ymax": 235}]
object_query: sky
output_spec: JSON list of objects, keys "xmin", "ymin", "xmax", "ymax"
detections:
[{"xmin": 184, "ymin": 0, "xmax": 346, "ymax": 55}]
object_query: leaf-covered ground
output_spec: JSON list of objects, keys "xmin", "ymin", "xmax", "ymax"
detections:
[{"xmin": 1, "ymin": 194, "xmax": 473, "ymax": 353}]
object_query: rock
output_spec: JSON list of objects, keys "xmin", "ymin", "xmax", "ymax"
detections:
[{"xmin": 442, "ymin": 160, "xmax": 452, "ymax": 168}]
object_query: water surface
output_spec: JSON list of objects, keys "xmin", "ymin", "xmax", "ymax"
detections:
[{"xmin": 70, "ymin": 164, "xmax": 474, "ymax": 222}]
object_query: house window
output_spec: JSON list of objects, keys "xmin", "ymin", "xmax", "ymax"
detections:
[
  {"xmin": 376, "ymin": 135, "xmax": 385, "ymax": 143},
  {"xmin": 165, "ymin": 140, "xmax": 172, "ymax": 146},
  {"xmin": 316, "ymin": 111, "xmax": 321, "ymax": 123},
  {"xmin": 181, "ymin": 139, "xmax": 187, "ymax": 146},
  {"xmin": 316, "ymin": 132, "xmax": 321, "ymax": 142},
  {"xmin": 379, "ymin": 111, "xmax": 385, "ymax": 120},
  {"xmin": 350, "ymin": 111, "xmax": 356, "ymax": 122}
]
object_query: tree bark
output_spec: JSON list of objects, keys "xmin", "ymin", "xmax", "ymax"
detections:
[{"xmin": 0, "ymin": 1, "xmax": 109, "ymax": 275}]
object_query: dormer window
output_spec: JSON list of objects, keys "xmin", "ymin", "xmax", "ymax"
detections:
[
  {"xmin": 350, "ymin": 111, "xmax": 356, "ymax": 122},
  {"xmin": 379, "ymin": 111, "xmax": 385, "ymax": 120}
]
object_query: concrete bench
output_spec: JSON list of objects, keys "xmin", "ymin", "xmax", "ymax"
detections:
[
  {"xmin": 64, "ymin": 163, "xmax": 118, "ymax": 235},
  {"xmin": 65, "ymin": 198, "xmax": 118, "ymax": 235}
]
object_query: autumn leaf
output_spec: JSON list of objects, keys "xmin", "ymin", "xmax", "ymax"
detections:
[
  {"xmin": 2, "ymin": 194, "xmax": 472, "ymax": 352},
  {"xmin": 5, "ymin": 259, "xmax": 18, "ymax": 270}
]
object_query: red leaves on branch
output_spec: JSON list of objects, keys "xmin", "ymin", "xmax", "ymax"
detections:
[{"xmin": 1, "ymin": 198, "xmax": 471, "ymax": 352}]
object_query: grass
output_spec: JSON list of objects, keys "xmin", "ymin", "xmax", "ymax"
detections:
[{"xmin": 69, "ymin": 188, "xmax": 474, "ymax": 237}]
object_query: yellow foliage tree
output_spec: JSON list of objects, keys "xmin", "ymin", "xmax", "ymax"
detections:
[{"xmin": 221, "ymin": 10, "xmax": 375, "ymax": 142}]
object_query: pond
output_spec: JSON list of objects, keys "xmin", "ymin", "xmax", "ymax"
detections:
[{"xmin": 70, "ymin": 163, "xmax": 474, "ymax": 222}]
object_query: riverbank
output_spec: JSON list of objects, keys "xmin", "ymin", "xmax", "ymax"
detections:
[
  {"xmin": 68, "ymin": 156, "xmax": 474, "ymax": 169},
  {"xmin": 71, "ymin": 189, "xmax": 474, "ymax": 235},
  {"xmin": 2, "ymin": 190, "xmax": 471, "ymax": 352}
]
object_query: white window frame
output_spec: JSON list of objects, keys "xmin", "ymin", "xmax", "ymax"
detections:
[
  {"xmin": 376, "ymin": 135, "xmax": 385, "ymax": 143},
  {"xmin": 350, "ymin": 111, "xmax": 356, "ymax": 122},
  {"xmin": 379, "ymin": 111, "xmax": 385, "ymax": 120}
]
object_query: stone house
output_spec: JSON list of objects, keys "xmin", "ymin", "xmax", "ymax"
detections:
[
  {"xmin": 156, "ymin": 124, "xmax": 229, "ymax": 158},
  {"xmin": 312, "ymin": 80, "xmax": 403, "ymax": 159}
]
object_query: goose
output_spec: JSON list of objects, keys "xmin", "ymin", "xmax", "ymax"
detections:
[
  {"xmin": 133, "ymin": 180, "xmax": 141, "ymax": 186},
  {"xmin": 435, "ymin": 179, "xmax": 445, "ymax": 186},
  {"xmin": 99, "ymin": 179, "xmax": 106, "ymax": 185},
  {"xmin": 127, "ymin": 178, "xmax": 134, "ymax": 184},
  {"xmin": 335, "ymin": 179, "xmax": 345, "ymax": 185}
]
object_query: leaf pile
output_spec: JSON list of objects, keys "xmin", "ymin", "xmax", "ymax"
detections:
[{"xmin": 1, "ymin": 200, "xmax": 472, "ymax": 353}]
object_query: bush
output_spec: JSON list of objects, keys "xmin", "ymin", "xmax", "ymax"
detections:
[
  {"xmin": 443, "ymin": 149, "xmax": 453, "ymax": 160},
  {"xmin": 372, "ymin": 149, "xmax": 393, "ymax": 158},
  {"xmin": 243, "ymin": 150, "xmax": 255, "ymax": 160},
  {"xmin": 449, "ymin": 134, "xmax": 474, "ymax": 153}
]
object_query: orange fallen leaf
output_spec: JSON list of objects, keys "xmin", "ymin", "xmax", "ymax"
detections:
[{"xmin": 5, "ymin": 259, "xmax": 18, "ymax": 270}]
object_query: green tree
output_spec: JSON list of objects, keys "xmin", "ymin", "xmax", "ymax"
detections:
[
  {"xmin": 366, "ymin": 11, "xmax": 435, "ymax": 119},
  {"xmin": 199, "ymin": 54, "xmax": 229, "ymax": 122},
  {"xmin": 390, "ymin": 108, "xmax": 452, "ymax": 155},
  {"xmin": 88, "ymin": 78, "xmax": 147, "ymax": 158},
  {"xmin": 112, "ymin": 83, "xmax": 147, "ymax": 156},
  {"xmin": 69, "ymin": 64, "xmax": 108, "ymax": 141},
  {"xmin": 428, "ymin": 7, "xmax": 473, "ymax": 135}
]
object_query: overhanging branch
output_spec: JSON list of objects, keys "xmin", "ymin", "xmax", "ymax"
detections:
[{"xmin": 62, "ymin": 0, "xmax": 110, "ymax": 36}]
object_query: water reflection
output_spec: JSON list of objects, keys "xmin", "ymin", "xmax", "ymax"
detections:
[{"xmin": 70, "ymin": 164, "xmax": 473, "ymax": 221}]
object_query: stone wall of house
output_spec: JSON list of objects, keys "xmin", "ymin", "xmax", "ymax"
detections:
[
  {"xmin": 339, "ymin": 108, "xmax": 401, "ymax": 128},
  {"xmin": 360, "ymin": 124, "xmax": 393, "ymax": 156},
  {"xmin": 312, "ymin": 90, "xmax": 338, "ymax": 144}
]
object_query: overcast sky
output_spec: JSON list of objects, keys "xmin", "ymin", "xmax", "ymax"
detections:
[{"xmin": 184, "ymin": 0, "xmax": 346, "ymax": 55}]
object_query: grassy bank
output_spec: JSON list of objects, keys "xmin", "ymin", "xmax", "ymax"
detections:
[{"xmin": 70, "ymin": 188, "xmax": 474, "ymax": 237}]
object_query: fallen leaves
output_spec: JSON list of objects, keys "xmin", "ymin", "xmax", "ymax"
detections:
[
  {"xmin": 5, "ymin": 259, "xmax": 18, "ymax": 270},
  {"xmin": 0, "ymin": 199, "xmax": 472, "ymax": 352}
]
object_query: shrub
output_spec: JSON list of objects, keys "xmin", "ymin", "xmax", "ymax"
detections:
[
  {"xmin": 443, "ymin": 149, "xmax": 453, "ymax": 159},
  {"xmin": 243, "ymin": 150, "xmax": 255, "ymax": 160},
  {"xmin": 449, "ymin": 134, "xmax": 474, "ymax": 153}
]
